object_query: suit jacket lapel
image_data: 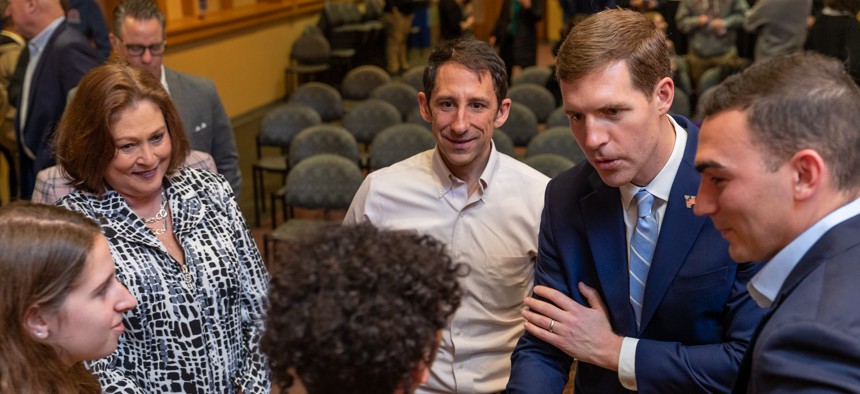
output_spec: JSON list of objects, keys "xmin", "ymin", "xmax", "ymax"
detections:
[
  {"xmin": 632, "ymin": 117, "xmax": 705, "ymax": 330},
  {"xmin": 639, "ymin": 158, "xmax": 706, "ymax": 329},
  {"xmin": 581, "ymin": 171, "xmax": 639, "ymax": 335},
  {"xmin": 25, "ymin": 23, "xmax": 65, "ymax": 131}
]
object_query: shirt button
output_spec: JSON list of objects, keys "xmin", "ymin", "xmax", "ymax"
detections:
[{"xmin": 459, "ymin": 212, "xmax": 465, "ymax": 217}]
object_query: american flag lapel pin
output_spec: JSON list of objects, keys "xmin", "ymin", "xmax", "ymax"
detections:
[{"xmin": 684, "ymin": 195, "xmax": 696, "ymax": 209}]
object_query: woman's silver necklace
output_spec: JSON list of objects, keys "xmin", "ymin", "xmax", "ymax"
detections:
[{"xmin": 143, "ymin": 190, "xmax": 168, "ymax": 236}]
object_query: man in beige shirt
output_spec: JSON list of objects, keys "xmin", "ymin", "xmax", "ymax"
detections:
[{"xmin": 345, "ymin": 38, "xmax": 549, "ymax": 393}]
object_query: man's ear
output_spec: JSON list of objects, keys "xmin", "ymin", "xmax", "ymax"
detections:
[
  {"xmin": 417, "ymin": 92, "xmax": 433, "ymax": 123},
  {"xmin": 791, "ymin": 149, "xmax": 827, "ymax": 201},
  {"xmin": 493, "ymin": 98, "xmax": 512, "ymax": 128},
  {"xmin": 23, "ymin": 305, "xmax": 50, "ymax": 340},
  {"xmin": 109, "ymin": 32, "xmax": 120, "ymax": 51},
  {"xmin": 653, "ymin": 76, "xmax": 674, "ymax": 115}
]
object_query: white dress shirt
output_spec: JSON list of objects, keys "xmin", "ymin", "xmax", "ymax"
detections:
[
  {"xmin": 345, "ymin": 145, "xmax": 549, "ymax": 393},
  {"xmin": 19, "ymin": 16, "xmax": 64, "ymax": 159},
  {"xmin": 749, "ymin": 196, "xmax": 860, "ymax": 308},
  {"xmin": 617, "ymin": 116, "xmax": 688, "ymax": 390}
]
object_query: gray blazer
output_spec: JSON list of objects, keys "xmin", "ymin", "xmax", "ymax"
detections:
[{"xmin": 166, "ymin": 67, "xmax": 241, "ymax": 197}]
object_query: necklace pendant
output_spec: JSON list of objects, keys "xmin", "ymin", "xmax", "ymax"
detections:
[{"xmin": 182, "ymin": 264, "xmax": 193, "ymax": 286}]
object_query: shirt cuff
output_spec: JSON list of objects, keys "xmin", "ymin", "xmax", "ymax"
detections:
[{"xmin": 618, "ymin": 336, "xmax": 639, "ymax": 391}]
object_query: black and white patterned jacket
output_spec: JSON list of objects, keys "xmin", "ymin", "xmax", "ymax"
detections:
[{"xmin": 58, "ymin": 167, "xmax": 270, "ymax": 393}]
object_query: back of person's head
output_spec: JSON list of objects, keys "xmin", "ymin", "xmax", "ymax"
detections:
[
  {"xmin": 423, "ymin": 38, "xmax": 508, "ymax": 108},
  {"xmin": 0, "ymin": 203, "xmax": 102, "ymax": 394},
  {"xmin": 112, "ymin": 0, "xmax": 165, "ymax": 37},
  {"xmin": 556, "ymin": 8, "xmax": 671, "ymax": 97},
  {"xmin": 263, "ymin": 224, "xmax": 464, "ymax": 394},
  {"xmin": 701, "ymin": 52, "xmax": 860, "ymax": 191},
  {"xmin": 55, "ymin": 62, "xmax": 189, "ymax": 195}
]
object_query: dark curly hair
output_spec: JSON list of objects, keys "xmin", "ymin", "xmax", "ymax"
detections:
[{"xmin": 263, "ymin": 224, "xmax": 464, "ymax": 394}]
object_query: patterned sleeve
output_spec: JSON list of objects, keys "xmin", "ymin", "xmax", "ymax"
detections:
[
  {"xmin": 86, "ymin": 356, "xmax": 146, "ymax": 394},
  {"xmin": 57, "ymin": 195, "xmax": 147, "ymax": 394},
  {"xmin": 220, "ymin": 177, "xmax": 271, "ymax": 393}
]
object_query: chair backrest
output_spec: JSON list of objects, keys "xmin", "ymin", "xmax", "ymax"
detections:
[
  {"xmin": 258, "ymin": 103, "xmax": 322, "ymax": 148},
  {"xmin": 526, "ymin": 126, "xmax": 586, "ymax": 163},
  {"xmin": 670, "ymin": 87, "xmax": 691, "ymax": 118},
  {"xmin": 401, "ymin": 65, "xmax": 425, "ymax": 92},
  {"xmin": 499, "ymin": 102, "xmax": 539, "ymax": 146},
  {"xmin": 290, "ymin": 32, "xmax": 331, "ymax": 64},
  {"xmin": 545, "ymin": 106, "xmax": 569, "ymax": 128},
  {"xmin": 507, "ymin": 83, "xmax": 556, "ymax": 123},
  {"xmin": 406, "ymin": 106, "xmax": 431, "ymax": 129},
  {"xmin": 285, "ymin": 154, "xmax": 364, "ymax": 210},
  {"xmin": 694, "ymin": 86, "xmax": 717, "ymax": 121},
  {"xmin": 492, "ymin": 128, "xmax": 516, "ymax": 157},
  {"xmin": 698, "ymin": 66, "xmax": 724, "ymax": 95},
  {"xmin": 369, "ymin": 124, "xmax": 436, "ymax": 170},
  {"xmin": 341, "ymin": 65, "xmax": 392, "ymax": 100},
  {"xmin": 522, "ymin": 154, "xmax": 575, "ymax": 178},
  {"xmin": 512, "ymin": 66, "xmax": 552, "ymax": 86},
  {"xmin": 289, "ymin": 82, "xmax": 344, "ymax": 122},
  {"xmin": 370, "ymin": 81, "xmax": 419, "ymax": 120},
  {"xmin": 364, "ymin": 0, "xmax": 384, "ymax": 20},
  {"xmin": 342, "ymin": 98, "xmax": 402, "ymax": 144},
  {"xmin": 288, "ymin": 124, "xmax": 361, "ymax": 167}
]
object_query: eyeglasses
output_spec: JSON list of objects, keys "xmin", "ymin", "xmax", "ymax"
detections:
[{"xmin": 118, "ymin": 39, "xmax": 166, "ymax": 57}]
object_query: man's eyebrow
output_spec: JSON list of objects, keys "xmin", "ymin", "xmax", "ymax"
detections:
[{"xmin": 695, "ymin": 160, "xmax": 724, "ymax": 173}]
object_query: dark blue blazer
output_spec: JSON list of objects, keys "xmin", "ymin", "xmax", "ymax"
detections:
[
  {"xmin": 15, "ymin": 22, "xmax": 98, "ymax": 197},
  {"xmin": 508, "ymin": 116, "xmax": 766, "ymax": 393},
  {"xmin": 733, "ymin": 213, "xmax": 860, "ymax": 393}
]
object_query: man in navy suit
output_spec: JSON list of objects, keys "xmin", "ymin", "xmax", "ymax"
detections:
[
  {"xmin": 507, "ymin": 9, "xmax": 765, "ymax": 393},
  {"xmin": 7, "ymin": 0, "xmax": 98, "ymax": 199},
  {"xmin": 695, "ymin": 53, "xmax": 860, "ymax": 392}
]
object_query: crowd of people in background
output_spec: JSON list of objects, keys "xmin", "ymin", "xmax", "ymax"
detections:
[{"xmin": 1, "ymin": 0, "xmax": 860, "ymax": 393}]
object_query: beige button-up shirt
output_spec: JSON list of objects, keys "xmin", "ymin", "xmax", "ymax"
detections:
[{"xmin": 345, "ymin": 146, "xmax": 549, "ymax": 393}]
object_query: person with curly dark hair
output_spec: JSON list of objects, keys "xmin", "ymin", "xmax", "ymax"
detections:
[{"xmin": 263, "ymin": 223, "xmax": 463, "ymax": 394}]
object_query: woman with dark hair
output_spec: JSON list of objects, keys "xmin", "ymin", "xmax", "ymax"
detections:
[
  {"xmin": 55, "ymin": 63, "xmax": 270, "ymax": 393},
  {"xmin": 0, "ymin": 202, "xmax": 137, "ymax": 394},
  {"xmin": 264, "ymin": 223, "xmax": 463, "ymax": 394}
]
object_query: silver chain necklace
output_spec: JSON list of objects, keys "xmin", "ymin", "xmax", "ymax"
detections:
[{"xmin": 143, "ymin": 190, "xmax": 168, "ymax": 235}]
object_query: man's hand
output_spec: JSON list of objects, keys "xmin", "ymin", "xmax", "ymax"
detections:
[
  {"xmin": 709, "ymin": 18, "xmax": 727, "ymax": 34},
  {"xmin": 522, "ymin": 282, "xmax": 623, "ymax": 371}
]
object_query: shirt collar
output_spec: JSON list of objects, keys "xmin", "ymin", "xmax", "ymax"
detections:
[
  {"xmin": 620, "ymin": 116, "xmax": 687, "ymax": 209},
  {"xmin": 30, "ymin": 16, "xmax": 65, "ymax": 53},
  {"xmin": 749, "ymin": 196, "xmax": 860, "ymax": 307},
  {"xmin": 822, "ymin": 6, "xmax": 853, "ymax": 16},
  {"xmin": 1, "ymin": 30, "xmax": 25, "ymax": 46},
  {"xmin": 160, "ymin": 65, "xmax": 170, "ymax": 94},
  {"xmin": 430, "ymin": 141, "xmax": 500, "ymax": 200}
]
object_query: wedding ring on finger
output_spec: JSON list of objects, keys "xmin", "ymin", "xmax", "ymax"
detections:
[{"xmin": 549, "ymin": 319, "xmax": 555, "ymax": 334}]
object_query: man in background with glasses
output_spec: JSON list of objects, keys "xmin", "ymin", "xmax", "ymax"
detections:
[{"xmin": 110, "ymin": 0, "xmax": 241, "ymax": 197}]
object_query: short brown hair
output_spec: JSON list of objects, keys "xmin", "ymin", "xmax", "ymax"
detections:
[
  {"xmin": 423, "ymin": 38, "xmax": 508, "ymax": 109},
  {"xmin": 112, "ymin": 0, "xmax": 166, "ymax": 38},
  {"xmin": 56, "ymin": 62, "xmax": 189, "ymax": 194},
  {"xmin": 556, "ymin": 8, "xmax": 671, "ymax": 97},
  {"xmin": 701, "ymin": 52, "xmax": 860, "ymax": 191}
]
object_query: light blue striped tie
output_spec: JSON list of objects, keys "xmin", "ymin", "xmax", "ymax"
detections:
[{"xmin": 630, "ymin": 189, "xmax": 657, "ymax": 327}]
